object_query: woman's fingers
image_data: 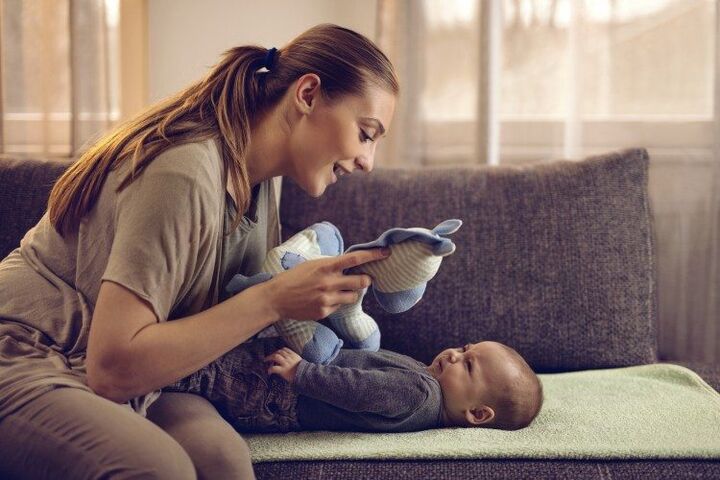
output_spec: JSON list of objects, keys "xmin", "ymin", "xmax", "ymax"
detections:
[
  {"xmin": 329, "ymin": 290, "xmax": 361, "ymax": 306},
  {"xmin": 335, "ymin": 273, "xmax": 373, "ymax": 291},
  {"xmin": 331, "ymin": 248, "xmax": 390, "ymax": 273}
]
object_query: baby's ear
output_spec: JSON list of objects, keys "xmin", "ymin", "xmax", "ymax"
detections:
[{"xmin": 466, "ymin": 406, "xmax": 495, "ymax": 426}]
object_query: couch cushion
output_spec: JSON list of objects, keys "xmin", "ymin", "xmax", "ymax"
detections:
[
  {"xmin": 0, "ymin": 155, "xmax": 71, "ymax": 260},
  {"xmin": 279, "ymin": 148, "xmax": 658, "ymax": 371}
]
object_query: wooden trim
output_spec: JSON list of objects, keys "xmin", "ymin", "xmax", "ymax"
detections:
[
  {"xmin": 477, "ymin": 0, "xmax": 502, "ymax": 166},
  {"xmin": 119, "ymin": 0, "xmax": 147, "ymax": 121}
]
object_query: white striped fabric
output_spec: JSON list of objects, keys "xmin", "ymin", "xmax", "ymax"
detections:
[
  {"xmin": 359, "ymin": 240, "xmax": 442, "ymax": 293},
  {"xmin": 328, "ymin": 297, "xmax": 379, "ymax": 343},
  {"xmin": 263, "ymin": 228, "xmax": 330, "ymax": 355}
]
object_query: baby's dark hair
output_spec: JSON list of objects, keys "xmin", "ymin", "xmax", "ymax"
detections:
[{"xmin": 482, "ymin": 344, "xmax": 543, "ymax": 431}]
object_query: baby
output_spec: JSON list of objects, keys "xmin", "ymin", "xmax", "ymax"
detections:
[{"xmin": 164, "ymin": 336, "xmax": 544, "ymax": 433}]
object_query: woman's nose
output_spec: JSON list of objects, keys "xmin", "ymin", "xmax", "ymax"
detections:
[{"xmin": 355, "ymin": 155, "xmax": 373, "ymax": 173}]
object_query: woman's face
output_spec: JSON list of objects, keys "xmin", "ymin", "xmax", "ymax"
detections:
[{"xmin": 287, "ymin": 74, "xmax": 396, "ymax": 197}]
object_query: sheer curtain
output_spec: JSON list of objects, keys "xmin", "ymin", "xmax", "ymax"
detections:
[
  {"xmin": 0, "ymin": 0, "xmax": 120, "ymax": 156},
  {"xmin": 376, "ymin": 0, "xmax": 720, "ymax": 363}
]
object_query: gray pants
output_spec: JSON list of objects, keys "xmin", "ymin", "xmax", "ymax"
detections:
[{"xmin": 0, "ymin": 387, "xmax": 256, "ymax": 479}]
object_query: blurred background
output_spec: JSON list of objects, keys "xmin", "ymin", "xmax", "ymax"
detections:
[{"xmin": 1, "ymin": 0, "xmax": 718, "ymax": 363}]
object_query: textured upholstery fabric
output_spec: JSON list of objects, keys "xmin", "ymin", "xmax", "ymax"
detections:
[
  {"xmin": 254, "ymin": 459, "xmax": 720, "ymax": 480},
  {"xmin": 280, "ymin": 148, "xmax": 658, "ymax": 371},
  {"xmin": 0, "ymin": 155, "xmax": 71, "ymax": 260}
]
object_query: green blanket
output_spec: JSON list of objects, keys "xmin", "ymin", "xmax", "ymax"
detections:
[{"xmin": 244, "ymin": 363, "xmax": 720, "ymax": 462}]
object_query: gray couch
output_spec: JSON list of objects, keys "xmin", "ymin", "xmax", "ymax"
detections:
[{"xmin": 1, "ymin": 147, "xmax": 718, "ymax": 479}]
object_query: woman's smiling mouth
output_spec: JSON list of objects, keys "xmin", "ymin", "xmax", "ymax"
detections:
[{"xmin": 330, "ymin": 163, "xmax": 351, "ymax": 184}]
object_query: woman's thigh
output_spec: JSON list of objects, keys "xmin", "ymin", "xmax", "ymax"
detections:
[
  {"xmin": 145, "ymin": 392, "xmax": 256, "ymax": 480},
  {"xmin": 0, "ymin": 387, "xmax": 196, "ymax": 480}
]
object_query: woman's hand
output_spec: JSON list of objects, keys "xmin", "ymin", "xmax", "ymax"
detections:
[
  {"xmin": 265, "ymin": 347, "xmax": 302, "ymax": 383},
  {"xmin": 260, "ymin": 247, "xmax": 391, "ymax": 322}
]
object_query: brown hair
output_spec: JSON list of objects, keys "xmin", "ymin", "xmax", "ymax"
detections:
[
  {"xmin": 483, "ymin": 344, "xmax": 544, "ymax": 431},
  {"xmin": 48, "ymin": 23, "xmax": 399, "ymax": 237}
]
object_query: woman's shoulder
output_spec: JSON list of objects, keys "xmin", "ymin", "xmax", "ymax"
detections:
[
  {"xmin": 143, "ymin": 138, "xmax": 222, "ymax": 187},
  {"xmin": 109, "ymin": 138, "xmax": 225, "ymax": 216}
]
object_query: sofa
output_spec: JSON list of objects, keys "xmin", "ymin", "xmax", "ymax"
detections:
[{"xmin": 0, "ymin": 147, "xmax": 718, "ymax": 479}]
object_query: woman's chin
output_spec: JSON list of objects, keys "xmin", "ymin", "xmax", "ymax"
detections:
[
  {"xmin": 314, "ymin": 175, "xmax": 335, "ymax": 196},
  {"xmin": 306, "ymin": 181, "xmax": 327, "ymax": 198},
  {"xmin": 297, "ymin": 173, "xmax": 334, "ymax": 198}
]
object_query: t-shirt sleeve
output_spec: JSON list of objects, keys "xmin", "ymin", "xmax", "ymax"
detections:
[{"xmin": 101, "ymin": 143, "xmax": 220, "ymax": 322}]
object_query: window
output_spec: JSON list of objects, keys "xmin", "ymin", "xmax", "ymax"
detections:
[
  {"xmin": 419, "ymin": 0, "xmax": 716, "ymax": 165},
  {"xmin": 1, "ymin": 0, "xmax": 121, "ymax": 155}
]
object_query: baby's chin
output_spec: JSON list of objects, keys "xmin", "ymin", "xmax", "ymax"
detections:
[{"xmin": 425, "ymin": 363, "xmax": 440, "ymax": 379}]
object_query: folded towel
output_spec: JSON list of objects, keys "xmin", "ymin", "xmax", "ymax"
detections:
[{"xmin": 244, "ymin": 363, "xmax": 720, "ymax": 462}]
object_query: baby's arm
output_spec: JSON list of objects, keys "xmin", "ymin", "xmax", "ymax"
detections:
[{"xmin": 285, "ymin": 358, "xmax": 431, "ymax": 416}]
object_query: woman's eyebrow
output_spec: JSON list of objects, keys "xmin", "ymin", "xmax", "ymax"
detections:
[{"xmin": 361, "ymin": 117, "xmax": 386, "ymax": 137}]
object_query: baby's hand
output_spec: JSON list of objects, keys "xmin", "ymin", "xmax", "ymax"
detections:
[{"xmin": 265, "ymin": 347, "xmax": 302, "ymax": 383}]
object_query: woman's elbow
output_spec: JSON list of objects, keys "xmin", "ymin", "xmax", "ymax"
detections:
[{"xmin": 86, "ymin": 357, "xmax": 136, "ymax": 404}]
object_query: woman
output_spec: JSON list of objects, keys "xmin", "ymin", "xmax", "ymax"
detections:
[{"xmin": 0, "ymin": 23, "xmax": 398, "ymax": 479}]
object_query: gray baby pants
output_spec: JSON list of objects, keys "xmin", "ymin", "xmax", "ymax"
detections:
[{"xmin": 0, "ymin": 387, "xmax": 256, "ymax": 479}]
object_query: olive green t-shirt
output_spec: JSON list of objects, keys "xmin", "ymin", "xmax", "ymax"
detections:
[{"xmin": 0, "ymin": 138, "xmax": 280, "ymax": 419}]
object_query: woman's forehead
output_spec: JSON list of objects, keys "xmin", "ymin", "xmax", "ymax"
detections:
[{"xmin": 348, "ymin": 88, "xmax": 395, "ymax": 131}]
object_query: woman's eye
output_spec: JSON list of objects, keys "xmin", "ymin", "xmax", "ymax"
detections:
[{"xmin": 360, "ymin": 130, "xmax": 373, "ymax": 143}]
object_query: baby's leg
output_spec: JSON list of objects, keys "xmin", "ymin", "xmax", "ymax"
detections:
[{"xmin": 166, "ymin": 337, "xmax": 301, "ymax": 433}]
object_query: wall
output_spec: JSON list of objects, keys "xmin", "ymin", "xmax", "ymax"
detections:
[{"xmin": 148, "ymin": 0, "xmax": 377, "ymax": 102}]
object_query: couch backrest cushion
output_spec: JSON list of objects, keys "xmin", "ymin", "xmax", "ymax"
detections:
[
  {"xmin": 0, "ymin": 156, "xmax": 71, "ymax": 260},
  {"xmin": 279, "ymin": 148, "xmax": 659, "ymax": 372}
]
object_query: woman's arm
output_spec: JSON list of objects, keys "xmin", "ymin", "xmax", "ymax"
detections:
[
  {"xmin": 87, "ymin": 247, "xmax": 388, "ymax": 404},
  {"xmin": 86, "ymin": 279, "xmax": 279, "ymax": 403}
]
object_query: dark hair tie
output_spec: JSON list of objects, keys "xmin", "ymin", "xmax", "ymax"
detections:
[{"xmin": 263, "ymin": 47, "xmax": 278, "ymax": 71}]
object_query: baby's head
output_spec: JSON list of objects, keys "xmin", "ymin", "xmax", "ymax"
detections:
[{"xmin": 426, "ymin": 340, "xmax": 543, "ymax": 430}]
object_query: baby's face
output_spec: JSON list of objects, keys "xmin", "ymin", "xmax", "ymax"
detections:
[{"xmin": 427, "ymin": 341, "xmax": 516, "ymax": 425}]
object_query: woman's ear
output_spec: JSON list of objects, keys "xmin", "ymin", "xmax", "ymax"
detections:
[{"xmin": 294, "ymin": 73, "xmax": 322, "ymax": 112}]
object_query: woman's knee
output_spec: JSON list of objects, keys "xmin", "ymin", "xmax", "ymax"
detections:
[
  {"xmin": 147, "ymin": 392, "xmax": 256, "ymax": 479},
  {"xmin": 0, "ymin": 388, "xmax": 197, "ymax": 480},
  {"xmin": 198, "ymin": 429, "xmax": 254, "ymax": 479},
  {"xmin": 136, "ymin": 436, "xmax": 197, "ymax": 480}
]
